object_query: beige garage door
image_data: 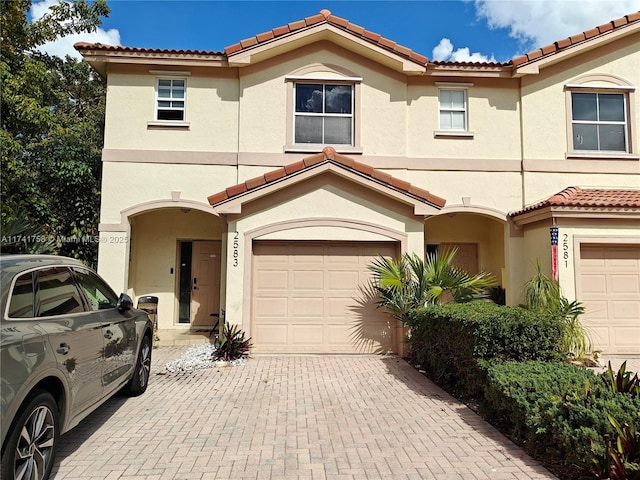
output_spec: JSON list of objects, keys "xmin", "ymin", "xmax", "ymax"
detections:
[
  {"xmin": 252, "ymin": 241, "xmax": 398, "ymax": 354},
  {"xmin": 578, "ymin": 244, "xmax": 640, "ymax": 355}
]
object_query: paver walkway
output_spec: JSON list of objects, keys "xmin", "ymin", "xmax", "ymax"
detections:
[{"xmin": 51, "ymin": 347, "xmax": 557, "ymax": 480}]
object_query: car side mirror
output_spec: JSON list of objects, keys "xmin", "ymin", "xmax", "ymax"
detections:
[{"xmin": 116, "ymin": 293, "xmax": 133, "ymax": 313}]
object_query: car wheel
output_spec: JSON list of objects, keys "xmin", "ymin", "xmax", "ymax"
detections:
[
  {"xmin": 123, "ymin": 335, "xmax": 152, "ymax": 396},
  {"xmin": 1, "ymin": 391, "xmax": 59, "ymax": 480}
]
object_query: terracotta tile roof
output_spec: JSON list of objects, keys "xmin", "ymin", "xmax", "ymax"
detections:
[
  {"xmin": 75, "ymin": 10, "xmax": 639, "ymax": 70},
  {"xmin": 208, "ymin": 147, "xmax": 446, "ymax": 209},
  {"xmin": 224, "ymin": 9, "xmax": 428, "ymax": 65},
  {"xmin": 511, "ymin": 11, "xmax": 640, "ymax": 67},
  {"xmin": 510, "ymin": 187, "xmax": 640, "ymax": 216},
  {"xmin": 73, "ymin": 42, "xmax": 224, "ymax": 56}
]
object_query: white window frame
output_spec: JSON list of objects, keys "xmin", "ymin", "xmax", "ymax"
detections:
[
  {"xmin": 284, "ymin": 66, "xmax": 362, "ymax": 154},
  {"xmin": 434, "ymin": 82, "xmax": 474, "ymax": 138},
  {"xmin": 292, "ymin": 81, "xmax": 355, "ymax": 147},
  {"xmin": 156, "ymin": 78, "xmax": 186, "ymax": 121},
  {"xmin": 570, "ymin": 90, "xmax": 628, "ymax": 153},
  {"xmin": 564, "ymin": 75, "xmax": 637, "ymax": 159}
]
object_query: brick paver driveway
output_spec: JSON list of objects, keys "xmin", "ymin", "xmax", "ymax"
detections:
[{"xmin": 52, "ymin": 347, "xmax": 557, "ymax": 480}]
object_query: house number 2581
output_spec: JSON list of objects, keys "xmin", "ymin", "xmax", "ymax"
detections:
[
  {"xmin": 233, "ymin": 232, "xmax": 239, "ymax": 267},
  {"xmin": 563, "ymin": 234, "xmax": 569, "ymax": 267}
]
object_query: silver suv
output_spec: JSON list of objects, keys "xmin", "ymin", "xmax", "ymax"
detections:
[{"xmin": 1, "ymin": 255, "xmax": 153, "ymax": 480}]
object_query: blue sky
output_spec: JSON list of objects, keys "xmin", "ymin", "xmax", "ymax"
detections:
[{"xmin": 33, "ymin": 0, "xmax": 640, "ymax": 63}]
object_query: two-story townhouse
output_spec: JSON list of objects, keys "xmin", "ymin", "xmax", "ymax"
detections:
[{"xmin": 75, "ymin": 9, "xmax": 640, "ymax": 356}]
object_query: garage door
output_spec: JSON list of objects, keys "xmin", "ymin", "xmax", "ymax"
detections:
[
  {"xmin": 252, "ymin": 241, "xmax": 398, "ymax": 354},
  {"xmin": 578, "ymin": 244, "xmax": 640, "ymax": 355}
]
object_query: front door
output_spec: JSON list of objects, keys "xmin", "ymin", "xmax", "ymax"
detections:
[{"xmin": 190, "ymin": 241, "xmax": 221, "ymax": 327}]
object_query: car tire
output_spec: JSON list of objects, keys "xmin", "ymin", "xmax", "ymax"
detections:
[
  {"xmin": 122, "ymin": 335, "xmax": 152, "ymax": 396},
  {"xmin": 1, "ymin": 390, "xmax": 59, "ymax": 480}
]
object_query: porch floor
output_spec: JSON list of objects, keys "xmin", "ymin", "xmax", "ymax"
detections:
[{"xmin": 154, "ymin": 328, "xmax": 217, "ymax": 347}]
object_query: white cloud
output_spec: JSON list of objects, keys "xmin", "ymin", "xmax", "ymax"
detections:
[
  {"xmin": 30, "ymin": 0, "xmax": 120, "ymax": 60},
  {"xmin": 474, "ymin": 0, "xmax": 640, "ymax": 50},
  {"xmin": 432, "ymin": 38, "xmax": 497, "ymax": 63}
]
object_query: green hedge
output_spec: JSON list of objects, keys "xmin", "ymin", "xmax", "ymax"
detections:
[
  {"xmin": 483, "ymin": 360, "xmax": 640, "ymax": 479},
  {"xmin": 406, "ymin": 302, "xmax": 564, "ymax": 397}
]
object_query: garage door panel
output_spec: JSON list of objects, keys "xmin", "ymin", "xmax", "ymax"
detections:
[
  {"xmin": 255, "ymin": 297, "xmax": 288, "ymax": 316},
  {"xmin": 579, "ymin": 244, "xmax": 640, "ymax": 355},
  {"xmin": 609, "ymin": 275, "xmax": 640, "ymax": 294},
  {"xmin": 327, "ymin": 297, "xmax": 354, "ymax": 317},
  {"xmin": 292, "ymin": 324, "xmax": 324, "ymax": 345},
  {"xmin": 253, "ymin": 241, "xmax": 397, "ymax": 354},
  {"xmin": 327, "ymin": 244, "xmax": 360, "ymax": 258},
  {"xmin": 254, "ymin": 324, "xmax": 288, "ymax": 345},
  {"xmin": 292, "ymin": 297, "xmax": 323, "ymax": 315},
  {"xmin": 589, "ymin": 327, "xmax": 612, "ymax": 349},
  {"xmin": 326, "ymin": 324, "xmax": 353, "ymax": 345},
  {"xmin": 292, "ymin": 270, "xmax": 324, "ymax": 290},
  {"xmin": 612, "ymin": 301, "xmax": 640, "ymax": 320},
  {"xmin": 581, "ymin": 275, "xmax": 606, "ymax": 294},
  {"xmin": 327, "ymin": 270, "xmax": 360, "ymax": 290},
  {"xmin": 291, "ymin": 245, "xmax": 325, "ymax": 262},
  {"xmin": 612, "ymin": 327, "xmax": 640, "ymax": 348},
  {"xmin": 255, "ymin": 269, "xmax": 289, "ymax": 290}
]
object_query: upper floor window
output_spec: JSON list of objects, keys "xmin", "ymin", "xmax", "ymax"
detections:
[
  {"xmin": 565, "ymin": 75, "xmax": 636, "ymax": 158},
  {"xmin": 571, "ymin": 92, "xmax": 627, "ymax": 152},
  {"xmin": 439, "ymin": 89, "xmax": 467, "ymax": 130},
  {"xmin": 294, "ymin": 82, "xmax": 354, "ymax": 145},
  {"xmin": 156, "ymin": 78, "xmax": 185, "ymax": 121}
]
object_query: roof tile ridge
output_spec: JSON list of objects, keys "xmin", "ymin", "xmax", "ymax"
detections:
[
  {"xmin": 512, "ymin": 11, "xmax": 640, "ymax": 66},
  {"xmin": 548, "ymin": 186, "xmax": 581, "ymax": 205}
]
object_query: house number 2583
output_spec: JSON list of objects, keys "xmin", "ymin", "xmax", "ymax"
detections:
[
  {"xmin": 232, "ymin": 232, "xmax": 239, "ymax": 267},
  {"xmin": 562, "ymin": 234, "xmax": 569, "ymax": 267}
]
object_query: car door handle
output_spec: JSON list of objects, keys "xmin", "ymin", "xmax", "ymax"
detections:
[
  {"xmin": 57, "ymin": 343, "xmax": 70, "ymax": 355},
  {"xmin": 104, "ymin": 330, "xmax": 113, "ymax": 340}
]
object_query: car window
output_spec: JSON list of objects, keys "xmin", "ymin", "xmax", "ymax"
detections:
[
  {"xmin": 73, "ymin": 268, "xmax": 118, "ymax": 311},
  {"xmin": 8, "ymin": 272, "xmax": 35, "ymax": 318},
  {"xmin": 36, "ymin": 267, "xmax": 85, "ymax": 317}
]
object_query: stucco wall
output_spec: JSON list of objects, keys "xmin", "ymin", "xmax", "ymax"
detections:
[
  {"xmin": 100, "ymin": 162, "xmax": 237, "ymax": 224},
  {"xmin": 521, "ymin": 33, "xmax": 639, "ymax": 161},
  {"xmin": 408, "ymin": 171, "xmax": 523, "ymax": 213},
  {"xmin": 523, "ymin": 172, "xmax": 640, "ymax": 206},
  {"xmin": 104, "ymin": 69, "xmax": 239, "ymax": 152},
  {"xmin": 237, "ymin": 42, "xmax": 409, "ymax": 156},
  {"xmin": 407, "ymin": 79, "xmax": 521, "ymax": 160}
]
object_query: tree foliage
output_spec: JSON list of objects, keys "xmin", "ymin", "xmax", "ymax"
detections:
[
  {"xmin": 1, "ymin": 0, "xmax": 109, "ymax": 265},
  {"xmin": 368, "ymin": 247, "xmax": 498, "ymax": 323}
]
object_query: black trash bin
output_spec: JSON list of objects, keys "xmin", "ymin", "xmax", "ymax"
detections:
[{"xmin": 137, "ymin": 296, "xmax": 159, "ymax": 345}]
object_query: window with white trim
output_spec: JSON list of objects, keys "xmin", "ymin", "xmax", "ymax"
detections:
[
  {"xmin": 438, "ymin": 89, "xmax": 467, "ymax": 131},
  {"xmin": 571, "ymin": 92, "xmax": 628, "ymax": 152},
  {"xmin": 294, "ymin": 82, "xmax": 354, "ymax": 145},
  {"xmin": 156, "ymin": 78, "xmax": 185, "ymax": 121}
]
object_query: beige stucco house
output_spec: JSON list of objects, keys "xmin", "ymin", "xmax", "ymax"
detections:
[{"xmin": 75, "ymin": 9, "xmax": 640, "ymax": 355}]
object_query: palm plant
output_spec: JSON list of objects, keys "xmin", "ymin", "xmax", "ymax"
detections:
[
  {"xmin": 368, "ymin": 247, "xmax": 497, "ymax": 323},
  {"xmin": 522, "ymin": 259, "xmax": 591, "ymax": 359}
]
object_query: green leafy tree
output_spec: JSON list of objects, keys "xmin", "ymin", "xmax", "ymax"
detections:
[
  {"xmin": 1, "ymin": 0, "xmax": 109, "ymax": 265},
  {"xmin": 368, "ymin": 247, "xmax": 497, "ymax": 323}
]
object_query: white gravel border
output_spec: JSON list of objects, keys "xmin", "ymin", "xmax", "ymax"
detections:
[{"xmin": 164, "ymin": 343, "xmax": 247, "ymax": 373}]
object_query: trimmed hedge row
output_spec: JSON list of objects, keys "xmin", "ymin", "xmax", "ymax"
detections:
[
  {"xmin": 406, "ymin": 302, "xmax": 565, "ymax": 397},
  {"xmin": 483, "ymin": 361, "xmax": 640, "ymax": 479},
  {"xmin": 404, "ymin": 303, "xmax": 640, "ymax": 479}
]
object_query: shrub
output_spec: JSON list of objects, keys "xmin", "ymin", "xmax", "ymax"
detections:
[
  {"xmin": 482, "ymin": 360, "xmax": 640, "ymax": 480},
  {"xmin": 406, "ymin": 302, "xmax": 564, "ymax": 397},
  {"xmin": 212, "ymin": 323, "xmax": 253, "ymax": 361}
]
